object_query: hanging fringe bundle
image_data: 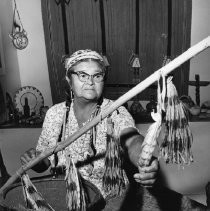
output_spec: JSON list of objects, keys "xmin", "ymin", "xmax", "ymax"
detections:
[
  {"xmin": 21, "ymin": 173, "xmax": 55, "ymax": 211},
  {"xmin": 65, "ymin": 156, "xmax": 86, "ymax": 211},
  {"xmin": 160, "ymin": 76, "xmax": 193, "ymax": 165},
  {"xmin": 102, "ymin": 116, "xmax": 126, "ymax": 196},
  {"xmin": 138, "ymin": 75, "xmax": 165, "ymax": 167}
]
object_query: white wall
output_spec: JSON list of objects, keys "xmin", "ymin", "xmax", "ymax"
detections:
[
  {"xmin": 0, "ymin": 0, "xmax": 52, "ymax": 107},
  {"xmin": 0, "ymin": 0, "xmax": 21, "ymax": 97},
  {"xmin": 189, "ymin": 0, "xmax": 210, "ymax": 105},
  {"xmin": 16, "ymin": 0, "xmax": 52, "ymax": 107}
]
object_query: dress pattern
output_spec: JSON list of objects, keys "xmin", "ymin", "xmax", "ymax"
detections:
[{"xmin": 36, "ymin": 98, "xmax": 138, "ymax": 198}]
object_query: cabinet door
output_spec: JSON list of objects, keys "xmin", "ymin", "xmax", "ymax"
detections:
[
  {"xmin": 103, "ymin": 0, "xmax": 168, "ymax": 100},
  {"xmin": 65, "ymin": 0, "xmax": 102, "ymax": 53}
]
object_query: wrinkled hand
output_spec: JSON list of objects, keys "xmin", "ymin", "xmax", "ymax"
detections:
[
  {"xmin": 133, "ymin": 157, "xmax": 159, "ymax": 188},
  {"xmin": 20, "ymin": 148, "xmax": 37, "ymax": 165}
]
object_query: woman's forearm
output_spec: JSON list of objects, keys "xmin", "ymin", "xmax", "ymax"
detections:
[
  {"xmin": 126, "ymin": 134, "xmax": 143, "ymax": 167},
  {"xmin": 120, "ymin": 127, "xmax": 144, "ymax": 167}
]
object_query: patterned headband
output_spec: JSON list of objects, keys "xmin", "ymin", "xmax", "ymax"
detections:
[{"xmin": 64, "ymin": 49, "xmax": 104, "ymax": 74}]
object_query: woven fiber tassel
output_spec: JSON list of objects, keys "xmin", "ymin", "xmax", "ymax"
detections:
[
  {"xmin": 21, "ymin": 173, "xmax": 55, "ymax": 210},
  {"xmin": 103, "ymin": 115, "xmax": 125, "ymax": 196},
  {"xmin": 65, "ymin": 156, "xmax": 86, "ymax": 211},
  {"xmin": 139, "ymin": 76, "xmax": 164, "ymax": 167},
  {"xmin": 160, "ymin": 76, "xmax": 193, "ymax": 165}
]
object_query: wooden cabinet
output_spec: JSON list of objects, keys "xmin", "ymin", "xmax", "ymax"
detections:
[{"xmin": 42, "ymin": 0, "xmax": 191, "ymax": 103}]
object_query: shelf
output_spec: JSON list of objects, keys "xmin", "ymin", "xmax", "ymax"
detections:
[
  {"xmin": 1, "ymin": 115, "xmax": 210, "ymax": 129},
  {"xmin": 0, "ymin": 123, "xmax": 42, "ymax": 129}
]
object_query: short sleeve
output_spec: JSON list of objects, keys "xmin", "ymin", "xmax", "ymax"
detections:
[{"xmin": 110, "ymin": 106, "xmax": 138, "ymax": 136}]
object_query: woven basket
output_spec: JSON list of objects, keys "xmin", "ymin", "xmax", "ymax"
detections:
[
  {"xmin": 0, "ymin": 175, "xmax": 207, "ymax": 211},
  {"xmin": 0, "ymin": 174, "xmax": 105, "ymax": 211}
]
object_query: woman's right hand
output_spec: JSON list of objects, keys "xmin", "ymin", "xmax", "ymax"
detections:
[
  {"xmin": 20, "ymin": 148, "xmax": 50, "ymax": 173},
  {"xmin": 20, "ymin": 148, "xmax": 37, "ymax": 165}
]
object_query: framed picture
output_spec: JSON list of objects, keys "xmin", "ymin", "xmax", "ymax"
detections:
[{"xmin": 0, "ymin": 25, "xmax": 5, "ymax": 75}]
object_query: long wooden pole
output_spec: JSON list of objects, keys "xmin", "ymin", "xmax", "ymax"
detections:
[{"xmin": 0, "ymin": 36, "xmax": 210, "ymax": 195}]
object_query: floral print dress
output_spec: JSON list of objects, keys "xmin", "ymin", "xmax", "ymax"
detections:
[{"xmin": 36, "ymin": 98, "xmax": 138, "ymax": 198}]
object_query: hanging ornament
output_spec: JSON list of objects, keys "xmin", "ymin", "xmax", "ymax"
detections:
[
  {"xmin": 65, "ymin": 155, "xmax": 86, "ymax": 211},
  {"xmin": 131, "ymin": 55, "xmax": 140, "ymax": 68},
  {"xmin": 160, "ymin": 76, "xmax": 193, "ymax": 165},
  {"xmin": 103, "ymin": 116, "xmax": 126, "ymax": 196},
  {"xmin": 128, "ymin": 52, "xmax": 141, "ymax": 68},
  {"xmin": 9, "ymin": 0, "xmax": 28, "ymax": 50},
  {"xmin": 128, "ymin": 52, "xmax": 141, "ymax": 84},
  {"xmin": 156, "ymin": 57, "xmax": 194, "ymax": 165}
]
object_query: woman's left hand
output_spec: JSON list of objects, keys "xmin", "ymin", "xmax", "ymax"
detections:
[{"xmin": 133, "ymin": 157, "xmax": 159, "ymax": 188}]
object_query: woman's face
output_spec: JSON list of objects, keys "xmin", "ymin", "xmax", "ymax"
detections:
[{"xmin": 69, "ymin": 60, "xmax": 104, "ymax": 102}]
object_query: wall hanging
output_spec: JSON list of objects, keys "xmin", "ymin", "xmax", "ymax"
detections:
[
  {"xmin": 9, "ymin": 0, "xmax": 28, "ymax": 50},
  {"xmin": 14, "ymin": 86, "xmax": 44, "ymax": 117}
]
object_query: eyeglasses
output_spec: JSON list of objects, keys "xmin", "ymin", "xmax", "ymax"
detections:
[{"xmin": 70, "ymin": 71, "xmax": 105, "ymax": 83}]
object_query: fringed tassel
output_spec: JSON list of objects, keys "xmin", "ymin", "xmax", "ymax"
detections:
[
  {"xmin": 21, "ymin": 173, "xmax": 55, "ymax": 211},
  {"xmin": 160, "ymin": 76, "xmax": 193, "ymax": 165},
  {"xmin": 65, "ymin": 156, "xmax": 86, "ymax": 211},
  {"xmin": 103, "ymin": 116, "xmax": 125, "ymax": 196},
  {"xmin": 139, "ymin": 76, "xmax": 164, "ymax": 167}
]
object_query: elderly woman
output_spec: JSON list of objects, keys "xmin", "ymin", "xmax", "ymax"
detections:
[{"xmin": 20, "ymin": 49, "xmax": 158, "ymax": 210}]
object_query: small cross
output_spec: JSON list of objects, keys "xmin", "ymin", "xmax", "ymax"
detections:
[{"xmin": 188, "ymin": 74, "xmax": 210, "ymax": 106}]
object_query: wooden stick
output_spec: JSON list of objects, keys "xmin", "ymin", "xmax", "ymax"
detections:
[{"xmin": 0, "ymin": 36, "xmax": 210, "ymax": 195}]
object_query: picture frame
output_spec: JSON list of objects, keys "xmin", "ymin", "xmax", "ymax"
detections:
[{"xmin": 0, "ymin": 25, "xmax": 5, "ymax": 75}]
